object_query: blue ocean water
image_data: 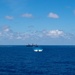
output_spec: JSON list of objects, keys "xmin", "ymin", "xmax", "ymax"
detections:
[{"xmin": 0, "ymin": 45, "xmax": 75, "ymax": 75}]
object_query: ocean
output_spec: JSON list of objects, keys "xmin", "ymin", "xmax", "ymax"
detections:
[{"xmin": 0, "ymin": 45, "xmax": 75, "ymax": 75}]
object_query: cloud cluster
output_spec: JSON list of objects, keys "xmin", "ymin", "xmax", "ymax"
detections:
[
  {"xmin": 46, "ymin": 30, "xmax": 64, "ymax": 38},
  {"xmin": 0, "ymin": 26, "xmax": 74, "ymax": 41},
  {"xmin": 48, "ymin": 12, "xmax": 59, "ymax": 18}
]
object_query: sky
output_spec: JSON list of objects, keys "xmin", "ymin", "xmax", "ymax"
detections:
[{"xmin": 0, "ymin": 0, "xmax": 75, "ymax": 45}]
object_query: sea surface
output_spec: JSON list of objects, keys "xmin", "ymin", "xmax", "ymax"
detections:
[{"xmin": 0, "ymin": 45, "xmax": 75, "ymax": 75}]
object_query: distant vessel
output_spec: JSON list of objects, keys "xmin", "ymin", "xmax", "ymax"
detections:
[{"xmin": 26, "ymin": 44, "xmax": 38, "ymax": 47}]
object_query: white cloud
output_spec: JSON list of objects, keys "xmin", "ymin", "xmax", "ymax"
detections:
[
  {"xmin": 45, "ymin": 30, "xmax": 64, "ymax": 38},
  {"xmin": 5, "ymin": 16, "xmax": 13, "ymax": 20},
  {"xmin": 48, "ymin": 12, "xmax": 59, "ymax": 18},
  {"xmin": 16, "ymin": 36, "xmax": 22, "ymax": 39},
  {"xmin": 3, "ymin": 26, "xmax": 11, "ymax": 32},
  {"xmin": 63, "ymin": 33, "xmax": 74, "ymax": 39},
  {"xmin": 21, "ymin": 13, "xmax": 33, "ymax": 18},
  {"xmin": 4, "ymin": 28, "xmax": 10, "ymax": 32}
]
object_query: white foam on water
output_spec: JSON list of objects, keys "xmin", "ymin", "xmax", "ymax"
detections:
[
  {"xmin": 34, "ymin": 48, "xmax": 43, "ymax": 52},
  {"xmin": 39, "ymin": 49, "xmax": 43, "ymax": 52},
  {"xmin": 34, "ymin": 49, "xmax": 38, "ymax": 52}
]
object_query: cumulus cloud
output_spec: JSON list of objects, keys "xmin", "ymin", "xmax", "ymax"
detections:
[
  {"xmin": 48, "ymin": 12, "xmax": 59, "ymax": 18},
  {"xmin": 5, "ymin": 16, "xmax": 13, "ymax": 20},
  {"xmin": 46, "ymin": 30, "xmax": 64, "ymax": 38},
  {"xmin": 21, "ymin": 13, "xmax": 33, "ymax": 18}
]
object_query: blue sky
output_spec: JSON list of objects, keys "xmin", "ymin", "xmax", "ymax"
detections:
[{"xmin": 0, "ymin": 0, "xmax": 75, "ymax": 45}]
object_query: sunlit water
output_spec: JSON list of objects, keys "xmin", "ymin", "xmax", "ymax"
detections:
[{"xmin": 0, "ymin": 45, "xmax": 75, "ymax": 75}]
